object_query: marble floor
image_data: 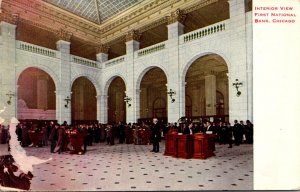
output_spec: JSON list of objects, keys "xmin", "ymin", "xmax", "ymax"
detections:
[{"xmin": 1, "ymin": 141, "xmax": 253, "ymax": 191}]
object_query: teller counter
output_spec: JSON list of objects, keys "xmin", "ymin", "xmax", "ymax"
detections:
[{"xmin": 164, "ymin": 133, "xmax": 215, "ymax": 159}]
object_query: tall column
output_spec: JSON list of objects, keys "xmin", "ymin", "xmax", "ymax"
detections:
[
  {"xmin": 125, "ymin": 30, "xmax": 140, "ymax": 123},
  {"xmin": 96, "ymin": 94, "xmax": 107, "ymax": 123},
  {"xmin": 166, "ymin": 9, "xmax": 186, "ymax": 123},
  {"xmin": 55, "ymin": 29, "xmax": 72, "ymax": 124},
  {"xmin": 0, "ymin": 14, "xmax": 18, "ymax": 124},
  {"xmin": 228, "ymin": 0, "xmax": 248, "ymax": 123},
  {"xmin": 204, "ymin": 72, "xmax": 217, "ymax": 116}
]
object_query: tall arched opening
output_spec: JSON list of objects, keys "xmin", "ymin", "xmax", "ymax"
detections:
[
  {"xmin": 71, "ymin": 77, "xmax": 97, "ymax": 122},
  {"xmin": 107, "ymin": 77, "xmax": 126, "ymax": 124},
  {"xmin": 139, "ymin": 67, "xmax": 167, "ymax": 123},
  {"xmin": 17, "ymin": 67, "xmax": 56, "ymax": 120},
  {"xmin": 185, "ymin": 54, "xmax": 229, "ymax": 120}
]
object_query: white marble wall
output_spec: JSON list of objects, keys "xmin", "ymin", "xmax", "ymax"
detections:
[{"xmin": 0, "ymin": 2, "xmax": 253, "ymax": 124}]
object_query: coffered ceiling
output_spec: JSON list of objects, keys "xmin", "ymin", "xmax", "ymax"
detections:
[{"xmin": 42, "ymin": 0, "xmax": 145, "ymax": 24}]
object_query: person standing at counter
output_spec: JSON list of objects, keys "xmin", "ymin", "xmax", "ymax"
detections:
[{"xmin": 183, "ymin": 122, "xmax": 194, "ymax": 135}]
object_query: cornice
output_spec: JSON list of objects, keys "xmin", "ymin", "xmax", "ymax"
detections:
[
  {"xmin": 2, "ymin": 0, "xmax": 218, "ymax": 46},
  {"xmin": 0, "ymin": 11, "xmax": 19, "ymax": 25},
  {"xmin": 183, "ymin": 0, "xmax": 219, "ymax": 14},
  {"xmin": 99, "ymin": 0, "xmax": 179, "ymax": 34},
  {"xmin": 2, "ymin": 0, "xmax": 101, "ymax": 42}
]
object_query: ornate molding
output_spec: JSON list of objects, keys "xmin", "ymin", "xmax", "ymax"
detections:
[
  {"xmin": 100, "ymin": 0, "xmax": 176, "ymax": 34},
  {"xmin": 183, "ymin": 0, "xmax": 219, "ymax": 14},
  {"xmin": 56, "ymin": 29, "xmax": 72, "ymax": 42},
  {"xmin": 96, "ymin": 44, "xmax": 110, "ymax": 54},
  {"xmin": 0, "ymin": 12, "xmax": 19, "ymax": 25},
  {"xmin": 166, "ymin": 9, "xmax": 186, "ymax": 25},
  {"xmin": 139, "ymin": 17, "xmax": 167, "ymax": 33},
  {"xmin": 125, "ymin": 30, "xmax": 141, "ymax": 42}
]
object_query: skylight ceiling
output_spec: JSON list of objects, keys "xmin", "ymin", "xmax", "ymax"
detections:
[{"xmin": 43, "ymin": 0, "xmax": 144, "ymax": 24}]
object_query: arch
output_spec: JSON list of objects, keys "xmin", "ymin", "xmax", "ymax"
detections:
[
  {"xmin": 71, "ymin": 73, "xmax": 100, "ymax": 96},
  {"xmin": 106, "ymin": 76, "xmax": 126, "ymax": 124},
  {"xmin": 71, "ymin": 76, "xmax": 97, "ymax": 121},
  {"xmin": 181, "ymin": 52, "xmax": 231, "ymax": 81},
  {"xmin": 17, "ymin": 65, "xmax": 60, "ymax": 91},
  {"xmin": 103, "ymin": 74, "xmax": 127, "ymax": 95},
  {"xmin": 17, "ymin": 67, "xmax": 56, "ymax": 119},
  {"xmin": 135, "ymin": 65, "xmax": 169, "ymax": 91}
]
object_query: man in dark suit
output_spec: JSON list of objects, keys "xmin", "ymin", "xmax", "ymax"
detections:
[
  {"xmin": 151, "ymin": 118, "xmax": 161, "ymax": 153},
  {"xmin": 49, "ymin": 123, "xmax": 59, "ymax": 153},
  {"xmin": 183, "ymin": 122, "xmax": 194, "ymax": 135},
  {"xmin": 233, "ymin": 120, "xmax": 243, "ymax": 145}
]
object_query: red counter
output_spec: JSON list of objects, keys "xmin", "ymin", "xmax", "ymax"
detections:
[
  {"xmin": 164, "ymin": 133, "xmax": 215, "ymax": 159},
  {"xmin": 193, "ymin": 133, "xmax": 215, "ymax": 159}
]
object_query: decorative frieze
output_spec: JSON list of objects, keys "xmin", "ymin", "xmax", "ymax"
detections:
[
  {"xmin": 0, "ymin": 12, "xmax": 19, "ymax": 25},
  {"xmin": 125, "ymin": 30, "xmax": 141, "ymax": 42},
  {"xmin": 96, "ymin": 44, "xmax": 110, "ymax": 54},
  {"xmin": 184, "ymin": 0, "xmax": 218, "ymax": 14},
  {"xmin": 166, "ymin": 9, "xmax": 186, "ymax": 25},
  {"xmin": 56, "ymin": 29, "xmax": 72, "ymax": 42}
]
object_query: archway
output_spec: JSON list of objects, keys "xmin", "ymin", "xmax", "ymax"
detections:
[
  {"xmin": 107, "ymin": 77, "xmax": 126, "ymax": 124},
  {"xmin": 140, "ymin": 67, "xmax": 167, "ymax": 121},
  {"xmin": 185, "ymin": 54, "xmax": 229, "ymax": 118},
  {"xmin": 71, "ymin": 77, "xmax": 97, "ymax": 121},
  {"xmin": 17, "ymin": 67, "xmax": 56, "ymax": 120}
]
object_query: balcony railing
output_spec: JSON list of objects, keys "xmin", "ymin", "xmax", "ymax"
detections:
[
  {"xmin": 17, "ymin": 41, "xmax": 57, "ymax": 58},
  {"xmin": 71, "ymin": 55, "xmax": 97, "ymax": 68},
  {"xmin": 181, "ymin": 21, "xmax": 227, "ymax": 43},
  {"xmin": 104, "ymin": 56, "xmax": 125, "ymax": 67},
  {"xmin": 137, "ymin": 42, "xmax": 166, "ymax": 57}
]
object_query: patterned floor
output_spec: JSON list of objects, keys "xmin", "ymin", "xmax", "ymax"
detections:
[{"xmin": 1, "ymin": 141, "xmax": 253, "ymax": 191}]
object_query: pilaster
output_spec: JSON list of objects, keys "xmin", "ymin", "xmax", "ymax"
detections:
[
  {"xmin": 0, "ymin": 21, "xmax": 17, "ymax": 124},
  {"xmin": 55, "ymin": 90, "xmax": 72, "ymax": 124},
  {"xmin": 166, "ymin": 11, "xmax": 185, "ymax": 123},
  {"xmin": 228, "ymin": 0, "xmax": 249, "ymax": 123},
  {"xmin": 125, "ymin": 30, "xmax": 140, "ymax": 123},
  {"xmin": 55, "ymin": 30, "xmax": 72, "ymax": 123},
  {"xmin": 95, "ymin": 94, "xmax": 106, "ymax": 123}
]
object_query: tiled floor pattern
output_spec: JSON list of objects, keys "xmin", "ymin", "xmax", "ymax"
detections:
[{"xmin": 1, "ymin": 142, "xmax": 253, "ymax": 191}]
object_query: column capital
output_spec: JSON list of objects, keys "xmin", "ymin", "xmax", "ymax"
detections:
[
  {"xmin": 166, "ymin": 9, "xmax": 186, "ymax": 25},
  {"xmin": 125, "ymin": 30, "xmax": 141, "ymax": 42},
  {"xmin": 96, "ymin": 44, "xmax": 110, "ymax": 54},
  {"xmin": 56, "ymin": 29, "xmax": 72, "ymax": 42},
  {"xmin": 0, "ymin": 12, "xmax": 19, "ymax": 25}
]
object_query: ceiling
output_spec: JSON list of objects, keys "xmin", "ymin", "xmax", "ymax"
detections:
[{"xmin": 43, "ymin": 0, "xmax": 145, "ymax": 24}]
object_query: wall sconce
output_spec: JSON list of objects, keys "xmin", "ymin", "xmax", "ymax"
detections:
[
  {"xmin": 124, "ymin": 95, "xmax": 132, "ymax": 107},
  {"xmin": 64, "ymin": 96, "xmax": 71, "ymax": 108},
  {"xmin": 232, "ymin": 79, "xmax": 243, "ymax": 97},
  {"xmin": 167, "ymin": 89, "xmax": 176, "ymax": 103},
  {"xmin": 6, "ymin": 91, "xmax": 15, "ymax": 105}
]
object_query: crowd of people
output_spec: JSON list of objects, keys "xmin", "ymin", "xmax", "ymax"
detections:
[{"xmin": 0, "ymin": 118, "xmax": 253, "ymax": 154}]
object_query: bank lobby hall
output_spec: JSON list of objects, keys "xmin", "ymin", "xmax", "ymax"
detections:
[{"xmin": 0, "ymin": 0, "xmax": 253, "ymax": 191}]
